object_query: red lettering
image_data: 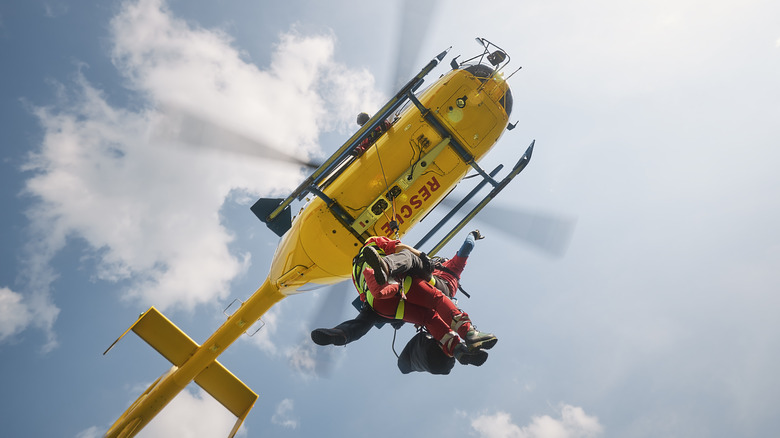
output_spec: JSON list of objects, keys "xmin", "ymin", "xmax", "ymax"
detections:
[
  {"xmin": 381, "ymin": 222, "xmax": 392, "ymax": 237},
  {"xmin": 427, "ymin": 176, "xmax": 440, "ymax": 193},
  {"xmin": 410, "ymin": 195, "xmax": 422, "ymax": 210},
  {"xmin": 418, "ymin": 185, "xmax": 431, "ymax": 201},
  {"xmin": 374, "ymin": 176, "xmax": 445, "ymax": 236}
]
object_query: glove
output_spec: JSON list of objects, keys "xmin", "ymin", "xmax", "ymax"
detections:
[{"xmin": 419, "ymin": 252, "xmax": 434, "ymax": 281}]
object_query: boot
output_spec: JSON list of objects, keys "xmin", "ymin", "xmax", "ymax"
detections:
[
  {"xmin": 453, "ymin": 342, "xmax": 488, "ymax": 366},
  {"xmin": 439, "ymin": 332, "xmax": 487, "ymax": 366},
  {"xmin": 452, "ymin": 313, "xmax": 498, "ymax": 350},
  {"xmin": 464, "ymin": 327, "xmax": 498, "ymax": 350},
  {"xmin": 362, "ymin": 246, "xmax": 388, "ymax": 284},
  {"xmin": 311, "ymin": 328, "xmax": 347, "ymax": 346}
]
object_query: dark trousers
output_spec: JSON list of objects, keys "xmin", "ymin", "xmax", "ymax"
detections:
[
  {"xmin": 384, "ymin": 249, "xmax": 431, "ymax": 280},
  {"xmin": 333, "ymin": 304, "xmax": 399, "ymax": 344}
]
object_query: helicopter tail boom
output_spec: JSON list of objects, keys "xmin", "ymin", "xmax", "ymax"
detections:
[{"xmin": 104, "ymin": 307, "xmax": 257, "ymax": 438}]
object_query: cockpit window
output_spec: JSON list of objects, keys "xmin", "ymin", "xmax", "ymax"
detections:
[
  {"xmin": 464, "ymin": 64, "xmax": 494, "ymax": 81},
  {"xmin": 463, "ymin": 64, "xmax": 513, "ymax": 118},
  {"xmin": 500, "ymin": 89, "xmax": 513, "ymax": 118}
]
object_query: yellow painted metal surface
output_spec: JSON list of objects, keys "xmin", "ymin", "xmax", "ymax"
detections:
[
  {"xmin": 105, "ymin": 280, "xmax": 283, "ymax": 438},
  {"xmin": 194, "ymin": 362, "xmax": 257, "ymax": 418},
  {"xmin": 130, "ymin": 307, "xmax": 198, "ymax": 366},
  {"xmin": 267, "ymin": 67, "xmax": 511, "ymax": 294}
]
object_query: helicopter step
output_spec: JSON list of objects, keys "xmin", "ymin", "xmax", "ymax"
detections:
[{"xmin": 419, "ymin": 139, "xmax": 535, "ymax": 256}]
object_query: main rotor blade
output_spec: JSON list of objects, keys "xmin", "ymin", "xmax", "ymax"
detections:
[
  {"xmin": 439, "ymin": 199, "xmax": 577, "ymax": 258},
  {"xmin": 150, "ymin": 107, "xmax": 321, "ymax": 169},
  {"xmin": 289, "ymin": 282, "xmax": 353, "ymax": 378},
  {"xmin": 389, "ymin": 0, "xmax": 440, "ymax": 90}
]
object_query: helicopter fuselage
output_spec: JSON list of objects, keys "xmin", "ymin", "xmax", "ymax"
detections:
[
  {"xmin": 105, "ymin": 46, "xmax": 517, "ymax": 438},
  {"xmin": 270, "ymin": 65, "xmax": 512, "ymax": 293}
]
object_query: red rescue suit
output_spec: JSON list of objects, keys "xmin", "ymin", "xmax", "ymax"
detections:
[{"xmin": 352, "ymin": 237, "xmax": 473, "ymax": 354}]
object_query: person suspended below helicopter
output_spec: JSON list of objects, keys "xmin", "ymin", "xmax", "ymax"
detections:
[
  {"xmin": 311, "ymin": 231, "xmax": 497, "ymax": 374},
  {"xmin": 351, "ymin": 112, "xmax": 393, "ymax": 156}
]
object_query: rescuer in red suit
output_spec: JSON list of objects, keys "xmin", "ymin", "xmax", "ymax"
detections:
[
  {"xmin": 352, "ymin": 235, "xmax": 497, "ymax": 366},
  {"xmin": 352, "ymin": 112, "xmax": 392, "ymax": 155}
]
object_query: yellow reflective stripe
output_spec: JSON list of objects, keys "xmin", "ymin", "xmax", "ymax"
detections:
[
  {"xmin": 395, "ymin": 300, "xmax": 405, "ymax": 319},
  {"xmin": 352, "ymin": 242, "xmax": 385, "ymax": 307},
  {"xmin": 352, "ymin": 262, "xmax": 366, "ymax": 294},
  {"xmin": 400, "ymin": 276, "xmax": 434, "ymax": 292},
  {"xmin": 393, "ymin": 275, "xmax": 435, "ymax": 320},
  {"xmin": 352, "ymin": 241, "xmax": 386, "ymax": 301},
  {"xmin": 402, "ymin": 276, "xmax": 412, "ymax": 293},
  {"xmin": 401, "ymin": 275, "xmax": 433, "ymax": 294},
  {"xmin": 353, "ymin": 240, "xmax": 414, "ymax": 319},
  {"xmin": 394, "ymin": 276, "xmax": 415, "ymax": 319}
]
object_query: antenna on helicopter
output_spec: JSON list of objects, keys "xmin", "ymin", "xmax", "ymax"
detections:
[{"xmin": 505, "ymin": 66, "xmax": 523, "ymax": 81}]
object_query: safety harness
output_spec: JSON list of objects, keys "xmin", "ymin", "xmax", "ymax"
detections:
[
  {"xmin": 352, "ymin": 242, "xmax": 403, "ymax": 318},
  {"xmin": 430, "ymin": 259, "xmax": 471, "ymax": 299},
  {"xmin": 352, "ymin": 243, "xmax": 437, "ymax": 320}
]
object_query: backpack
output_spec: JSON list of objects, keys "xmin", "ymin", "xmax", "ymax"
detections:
[{"xmin": 397, "ymin": 330, "xmax": 455, "ymax": 375}]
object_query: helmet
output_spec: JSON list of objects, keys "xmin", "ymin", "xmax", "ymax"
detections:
[{"xmin": 356, "ymin": 112, "xmax": 370, "ymax": 126}]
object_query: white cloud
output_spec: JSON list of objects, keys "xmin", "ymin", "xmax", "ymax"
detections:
[
  {"xmin": 25, "ymin": 71, "xmax": 258, "ymax": 313},
  {"xmin": 271, "ymin": 398, "xmax": 299, "ymax": 429},
  {"xmin": 245, "ymin": 303, "xmax": 281, "ymax": 355},
  {"xmin": 240, "ymin": 296, "xmax": 345, "ymax": 378},
  {"xmin": 286, "ymin": 342, "xmax": 318, "ymax": 376},
  {"xmin": 470, "ymin": 405, "xmax": 603, "ymax": 438},
  {"xmin": 284, "ymin": 334, "xmax": 346, "ymax": 378},
  {"xmin": 74, "ymin": 426, "xmax": 101, "ymax": 438},
  {"xmin": 138, "ymin": 387, "xmax": 245, "ymax": 438},
  {"xmin": 0, "ymin": 287, "xmax": 33, "ymax": 343},
  {"xmin": 16, "ymin": 0, "xmax": 381, "ymax": 348},
  {"xmin": 77, "ymin": 385, "xmax": 245, "ymax": 438}
]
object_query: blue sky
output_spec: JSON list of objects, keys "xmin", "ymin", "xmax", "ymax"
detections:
[{"xmin": 2, "ymin": 0, "xmax": 780, "ymax": 437}]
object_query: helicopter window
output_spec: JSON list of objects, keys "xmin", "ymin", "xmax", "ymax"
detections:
[
  {"xmin": 500, "ymin": 88, "xmax": 513, "ymax": 118},
  {"xmin": 464, "ymin": 64, "xmax": 494, "ymax": 82}
]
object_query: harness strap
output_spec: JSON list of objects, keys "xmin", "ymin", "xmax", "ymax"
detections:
[
  {"xmin": 432, "ymin": 262, "xmax": 471, "ymax": 298},
  {"xmin": 433, "ymin": 262, "xmax": 460, "ymax": 280},
  {"xmin": 353, "ymin": 242, "xmax": 386, "ymax": 305}
]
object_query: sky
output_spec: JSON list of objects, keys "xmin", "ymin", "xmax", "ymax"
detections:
[{"xmin": 2, "ymin": 0, "xmax": 780, "ymax": 437}]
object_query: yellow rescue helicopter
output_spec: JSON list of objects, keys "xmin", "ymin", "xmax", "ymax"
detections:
[{"xmin": 103, "ymin": 37, "xmax": 535, "ymax": 438}]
